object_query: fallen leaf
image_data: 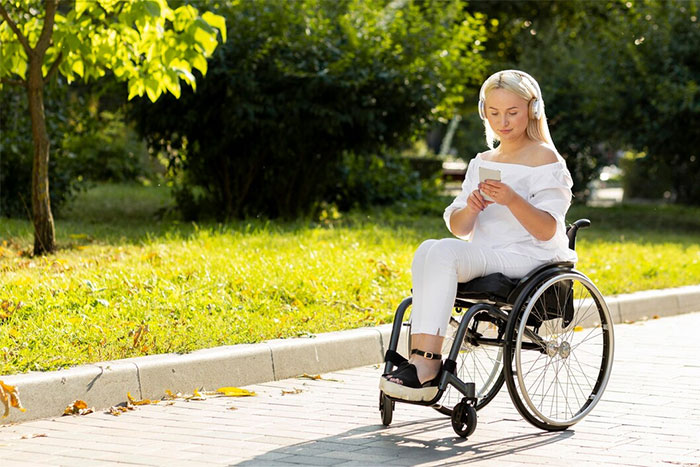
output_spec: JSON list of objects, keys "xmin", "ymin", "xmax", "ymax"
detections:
[
  {"xmin": 215, "ymin": 387, "xmax": 257, "ymax": 397},
  {"xmin": 1, "ymin": 380, "xmax": 26, "ymax": 417},
  {"xmin": 63, "ymin": 400, "xmax": 93, "ymax": 416},
  {"xmin": 573, "ymin": 326, "xmax": 584, "ymax": 332},
  {"xmin": 106, "ymin": 405, "xmax": 134, "ymax": 416},
  {"xmin": 227, "ymin": 406, "xmax": 238, "ymax": 411},
  {"xmin": 131, "ymin": 324, "xmax": 148, "ymax": 348},
  {"xmin": 298, "ymin": 373, "xmax": 322, "ymax": 380},
  {"xmin": 297, "ymin": 373, "xmax": 343, "ymax": 382},
  {"xmin": 127, "ymin": 392, "xmax": 158, "ymax": 406},
  {"xmin": 0, "ymin": 301, "xmax": 15, "ymax": 321},
  {"xmin": 162, "ymin": 389, "xmax": 203, "ymax": 401},
  {"xmin": 187, "ymin": 388, "xmax": 206, "ymax": 401},
  {"xmin": 281, "ymin": 388, "xmax": 303, "ymax": 395},
  {"xmin": 21, "ymin": 433, "xmax": 47, "ymax": 439}
]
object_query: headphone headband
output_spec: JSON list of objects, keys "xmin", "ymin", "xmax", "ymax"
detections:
[{"xmin": 478, "ymin": 70, "xmax": 544, "ymax": 120}]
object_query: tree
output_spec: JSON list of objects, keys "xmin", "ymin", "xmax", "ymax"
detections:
[
  {"xmin": 613, "ymin": 0, "xmax": 700, "ymax": 204},
  {"xmin": 0, "ymin": 0, "xmax": 226, "ymax": 254},
  {"xmin": 132, "ymin": 0, "xmax": 487, "ymax": 220}
]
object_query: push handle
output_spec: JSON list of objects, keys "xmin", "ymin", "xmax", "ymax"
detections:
[{"xmin": 566, "ymin": 218, "xmax": 591, "ymax": 251}]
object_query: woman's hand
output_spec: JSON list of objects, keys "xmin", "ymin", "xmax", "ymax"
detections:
[
  {"xmin": 467, "ymin": 189, "xmax": 492, "ymax": 212},
  {"xmin": 478, "ymin": 180, "xmax": 518, "ymax": 206}
]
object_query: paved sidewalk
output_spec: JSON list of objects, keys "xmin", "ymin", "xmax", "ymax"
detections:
[{"xmin": 2, "ymin": 312, "xmax": 700, "ymax": 466}]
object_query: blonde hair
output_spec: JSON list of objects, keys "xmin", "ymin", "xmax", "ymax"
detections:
[{"xmin": 479, "ymin": 70, "xmax": 555, "ymax": 150}]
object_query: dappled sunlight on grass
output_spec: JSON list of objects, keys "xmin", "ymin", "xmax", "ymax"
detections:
[{"xmin": 1, "ymin": 184, "xmax": 699, "ymax": 374}]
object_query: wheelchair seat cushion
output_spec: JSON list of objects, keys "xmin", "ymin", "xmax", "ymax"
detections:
[{"xmin": 456, "ymin": 273, "xmax": 518, "ymax": 304}]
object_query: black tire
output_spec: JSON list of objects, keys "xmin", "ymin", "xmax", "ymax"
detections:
[
  {"xmin": 451, "ymin": 401, "xmax": 478, "ymax": 438},
  {"xmin": 432, "ymin": 314, "xmax": 505, "ymax": 416},
  {"xmin": 380, "ymin": 391, "xmax": 394, "ymax": 426},
  {"xmin": 503, "ymin": 272, "xmax": 615, "ymax": 431}
]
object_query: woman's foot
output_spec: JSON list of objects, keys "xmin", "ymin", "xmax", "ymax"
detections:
[{"xmin": 379, "ymin": 351, "xmax": 442, "ymax": 402}]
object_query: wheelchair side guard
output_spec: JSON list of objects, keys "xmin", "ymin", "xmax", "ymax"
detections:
[
  {"xmin": 528, "ymin": 279, "xmax": 575, "ymax": 327},
  {"xmin": 511, "ymin": 269, "xmax": 577, "ymax": 328},
  {"xmin": 506, "ymin": 262, "xmax": 574, "ymax": 304}
]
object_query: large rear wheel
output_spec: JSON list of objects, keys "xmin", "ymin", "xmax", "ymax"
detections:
[{"xmin": 503, "ymin": 272, "xmax": 614, "ymax": 430}]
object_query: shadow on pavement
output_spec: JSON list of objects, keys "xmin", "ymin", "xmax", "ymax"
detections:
[{"xmin": 238, "ymin": 416, "xmax": 574, "ymax": 465}]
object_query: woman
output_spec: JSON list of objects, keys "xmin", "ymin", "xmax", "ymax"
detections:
[{"xmin": 380, "ymin": 70, "xmax": 578, "ymax": 401}]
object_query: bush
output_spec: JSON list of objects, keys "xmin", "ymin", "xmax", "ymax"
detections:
[
  {"xmin": 328, "ymin": 152, "xmax": 440, "ymax": 211},
  {"xmin": 620, "ymin": 151, "xmax": 673, "ymax": 201},
  {"xmin": 132, "ymin": 0, "xmax": 487, "ymax": 221},
  {"xmin": 62, "ymin": 108, "xmax": 151, "ymax": 183}
]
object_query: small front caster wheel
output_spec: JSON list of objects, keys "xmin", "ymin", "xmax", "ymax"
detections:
[
  {"xmin": 451, "ymin": 401, "xmax": 477, "ymax": 438},
  {"xmin": 380, "ymin": 391, "xmax": 394, "ymax": 426}
]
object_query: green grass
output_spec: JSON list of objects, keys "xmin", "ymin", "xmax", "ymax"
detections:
[{"xmin": 1, "ymin": 183, "xmax": 699, "ymax": 375}]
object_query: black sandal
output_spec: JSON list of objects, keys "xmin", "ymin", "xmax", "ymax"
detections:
[{"xmin": 379, "ymin": 350, "xmax": 442, "ymax": 402}]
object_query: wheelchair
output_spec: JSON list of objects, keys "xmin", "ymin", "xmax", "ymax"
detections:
[{"xmin": 379, "ymin": 219, "xmax": 615, "ymax": 438}]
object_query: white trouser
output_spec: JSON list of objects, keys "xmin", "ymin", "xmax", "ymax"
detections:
[{"xmin": 410, "ymin": 239, "xmax": 548, "ymax": 336}]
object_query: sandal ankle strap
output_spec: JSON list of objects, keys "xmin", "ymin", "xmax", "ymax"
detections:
[{"xmin": 411, "ymin": 349, "xmax": 442, "ymax": 360}]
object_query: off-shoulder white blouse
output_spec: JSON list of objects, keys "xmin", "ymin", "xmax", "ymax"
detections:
[{"xmin": 443, "ymin": 153, "xmax": 578, "ymax": 263}]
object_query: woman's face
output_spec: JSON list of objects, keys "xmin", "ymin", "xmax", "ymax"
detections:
[{"xmin": 484, "ymin": 88, "xmax": 531, "ymax": 142}]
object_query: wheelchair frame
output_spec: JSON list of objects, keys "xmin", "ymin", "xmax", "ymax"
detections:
[{"xmin": 379, "ymin": 219, "xmax": 615, "ymax": 437}]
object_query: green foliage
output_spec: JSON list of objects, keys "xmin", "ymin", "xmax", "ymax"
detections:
[
  {"xmin": 328, "ymin": 152, "xmax": 439, "ymax": 211},
  {"xmin": 611, "ymin": 0, "xmax": 700, "ymax": 204},
  {"xmin": 619, "ymin": 151, "xmax": 673, "ymax": 201},
  {"xmin": 0, "ymin": 0, "xmax": 226, "ymax": 102},
  {"xmin": 62, "ymin": 106, "xmax": 152, "ymax": 183},
  {"xmin": 1, "ymin": 183, "xmax": 700, "ymax": 374},
  {"xmin": 132, "ymin": 0, "xmax": 487, "ymax": 220}
]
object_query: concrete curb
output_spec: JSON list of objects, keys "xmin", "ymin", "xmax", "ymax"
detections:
[{"xmin": 2, "ymin": 285, "xmax": 699, "ymax": 424}]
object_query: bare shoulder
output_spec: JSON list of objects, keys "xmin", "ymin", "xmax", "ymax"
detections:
[
  {"xmin": 478, "ymin": 149, "xmax": 496, "ymax": 161},
  {"xmin": 527, "ymin": 144, "xmax": 559, "ymax": 167}
]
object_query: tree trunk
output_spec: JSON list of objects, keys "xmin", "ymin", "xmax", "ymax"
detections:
[{"xmin": 27, "ymin": 53, "xmax": 56, "ymax": 255}]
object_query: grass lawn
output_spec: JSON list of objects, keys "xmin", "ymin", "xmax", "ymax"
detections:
[{"xmin": 1, "ymin": 183, "xmax": 699, "ymax": 375}]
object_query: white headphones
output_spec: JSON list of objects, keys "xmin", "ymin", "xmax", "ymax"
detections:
[{"xmin": 478, "ymin": 70, "xmax": 544, "ymax": 121}]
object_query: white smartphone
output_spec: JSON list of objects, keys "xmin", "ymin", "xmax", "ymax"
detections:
[{"xmin": 478, "ymin": 167, "xmax": 501, "ymax": 202}]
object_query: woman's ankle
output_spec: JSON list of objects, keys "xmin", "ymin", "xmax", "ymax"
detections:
[{"xmin": 410, "ymin": 357, "xmax": 441, "ymax": 384}]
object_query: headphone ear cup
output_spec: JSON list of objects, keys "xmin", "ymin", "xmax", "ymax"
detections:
[
  {"xmin": 478, "ymin": 99, "xmax": 485, "ymax": 120},
  {"xmin": 530, "ymin": 98, "xmax": 541, "ymax": 120}
]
